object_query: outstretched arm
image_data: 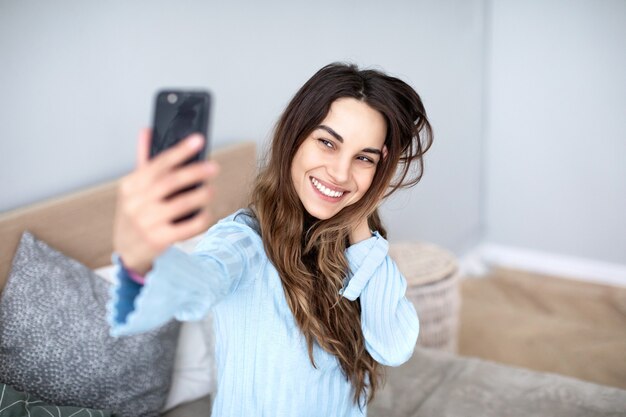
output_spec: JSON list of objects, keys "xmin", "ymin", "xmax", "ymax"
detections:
[{"xmin": 109, "ymin": 218, "xmax": 257, "ymax": 336}]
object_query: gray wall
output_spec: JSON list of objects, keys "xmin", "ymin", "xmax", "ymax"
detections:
[
  {"xmin": 485, "ymin": 0, "xmax": 626, "ymax": 264},
  {"xmin": 3, "ymin": 1, "xmax": 623, "ymax": 266},
  {"xmin": 0, "ymin": 0, "xmax": 486, "ymax": 254}
]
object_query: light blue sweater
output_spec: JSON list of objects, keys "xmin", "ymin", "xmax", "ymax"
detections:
[{"xmin": 108, "ymin": 210, "xmax": 419, "ymax": 417}]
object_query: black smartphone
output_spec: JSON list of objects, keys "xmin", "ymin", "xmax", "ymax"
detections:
[{"xmin": 150, "ymin": 89, "xmax": 212, "ymax": 222}]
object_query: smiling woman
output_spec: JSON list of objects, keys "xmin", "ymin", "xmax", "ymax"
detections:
[
  {"xmin": 109, "ymin": 62, "xmax": 433, "ymax": 417},
  {"xmin": 249, "ymin": 63, "xmax": 433, "ymax": 410}
]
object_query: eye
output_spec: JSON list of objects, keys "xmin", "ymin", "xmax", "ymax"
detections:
[
  {"xmin": 317, "ymin": 138, "xmax": 334, "ymax": 149},
  {"xmin": 357, "ymin": 155, "xmax": 375, "ymax": 164}
]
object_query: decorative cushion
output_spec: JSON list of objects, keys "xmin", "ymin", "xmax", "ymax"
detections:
[{"xmin": 0, "ymin": 232, "xmax": 180, "ymax": 417}]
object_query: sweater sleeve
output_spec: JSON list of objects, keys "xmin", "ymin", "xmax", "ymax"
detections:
[
  {"xmin": 340, "ymin": 232, "xmax": 420, "ymax": 366},
  {"xmin": 107, "ymin": 218, "xmax": 260, "ymax": 337}
]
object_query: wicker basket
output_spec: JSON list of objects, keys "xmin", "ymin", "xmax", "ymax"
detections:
[{"xmin": 389, "ymin": 242, "xmax": 461, "ymax": 353}]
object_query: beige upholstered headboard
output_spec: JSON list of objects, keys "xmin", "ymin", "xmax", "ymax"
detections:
[{"xmin": 0, "ymin": 141, "xmax": 257, "ymax": 292}]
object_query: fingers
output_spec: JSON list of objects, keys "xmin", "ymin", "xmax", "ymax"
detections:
[
  {"xmin": 147, "ymin": 205, "xmax": 213, "ymax": 248},
  {"xmin": 116, "ymin": 184, "xmax": 213, "ymax": 253},
  {"xmin": 136, "ymin": 128, "xmax": 152, "ymax": 168},
  {"xmin": 160, "ymin": 183, "xmax": 214, "ymax": 222},
  {"xmin": 151, "ymin": 134, "xmax": 206, "ymax": 177},
  {"xmin": 118, "ymin": 130, "xmax": 217, "ymax": 253},
  {"xmin": 153, "ymin": 161, "xmax": 220, "ymax": 200},
  {"xmin": 167, "ymin": 206, "xmax": 214, "ymax": 242}
]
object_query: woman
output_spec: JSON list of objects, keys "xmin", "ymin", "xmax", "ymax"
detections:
[{"xmin": 110, "ymin": 62, "xmax": 433, "ymax": 416}]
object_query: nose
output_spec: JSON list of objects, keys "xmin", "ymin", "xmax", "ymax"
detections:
[{"xmin": 327, "ymin": 156, "xmax": 351, "ymax": 185}]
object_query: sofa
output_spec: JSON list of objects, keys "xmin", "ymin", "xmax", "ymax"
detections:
[{"xmin": 1, "ymin": 141, "xmax": 624, "ymax": 417}]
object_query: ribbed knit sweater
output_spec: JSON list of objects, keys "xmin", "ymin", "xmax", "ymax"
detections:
[{"xmin": 108, "ymin": 210, "xmax": 419, "ymax": 417}]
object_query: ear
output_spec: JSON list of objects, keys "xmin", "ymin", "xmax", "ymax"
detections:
[{"xmin": 382, "ymin": 145, "xmax": 388, "ymax": 161}]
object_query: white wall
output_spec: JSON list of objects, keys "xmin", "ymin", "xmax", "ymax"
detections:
[
  {"xmin": 0, "ymin": 0, "xmax": 486, "ymax": 255},
  {"xmin": 485, "ymin": 0, "xmax": 626, "ymax": 265}
]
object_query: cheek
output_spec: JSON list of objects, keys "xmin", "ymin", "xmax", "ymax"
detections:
[
  {"xmin": 355, "ymin": 171, "xmax": 377, "ymax": 197},
  {"xmin": 290, "ymin": 151, "xmax": 307, "ymax": 182},
  {"xmin": 292, "ymin": 146, "xmax": 314, "ymax": 174}
]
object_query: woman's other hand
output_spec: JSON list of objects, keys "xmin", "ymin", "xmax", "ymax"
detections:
[
  {"xmin": 349, "ymin": 216, "xmax": 372, "ymax": 245},
  {"xmin": 113, "ymin": 128, "xmax": 220, "ymax": 275}
]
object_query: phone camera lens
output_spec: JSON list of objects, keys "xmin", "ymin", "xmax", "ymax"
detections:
[{"xmin": 167, "ymin": 93, "xmax": 178, "ymax": 104}]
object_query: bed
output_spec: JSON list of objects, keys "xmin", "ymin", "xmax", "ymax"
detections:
[{"xmin": 1, "ymin": 140, "xmax": 625, "ymax": 417}]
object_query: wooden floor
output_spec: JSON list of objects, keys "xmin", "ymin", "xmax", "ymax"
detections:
[{"xmin": 458, "ymin": 267, "xmax": 626, "ymax": 390}]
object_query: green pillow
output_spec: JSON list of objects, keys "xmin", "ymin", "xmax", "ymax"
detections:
[{"xmin": 0, "ymin": 383, "xmax": 118, "ymax": 416}]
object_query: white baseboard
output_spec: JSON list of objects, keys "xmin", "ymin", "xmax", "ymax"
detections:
[{"xmin": 459, "ymin": 243, "xmax": 626, "ymax": 288}]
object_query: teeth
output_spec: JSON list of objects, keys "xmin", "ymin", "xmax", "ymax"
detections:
[{"xmin": 311, "ymin": 178, "xmax": 344, "ymax": 198}]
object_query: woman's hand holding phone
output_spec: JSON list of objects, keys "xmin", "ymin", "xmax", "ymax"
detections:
[{"xmin": 113, "ymin": 128, "xmax": 220, "ymax": 275}]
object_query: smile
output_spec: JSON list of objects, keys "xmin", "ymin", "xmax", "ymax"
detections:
[{"xmin": 310, "ymin": 177, "xmax": 345, "ymax": 198}]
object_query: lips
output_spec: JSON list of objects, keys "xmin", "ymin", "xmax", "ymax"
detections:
[{"xmin": 310, "ymin": 176, "xmax": 347, "ymax": 199}]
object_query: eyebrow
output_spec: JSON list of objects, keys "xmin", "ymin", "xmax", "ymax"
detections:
[{"xmin": 316, "ymin": 125, "xmax": 382, "ymax": 156}]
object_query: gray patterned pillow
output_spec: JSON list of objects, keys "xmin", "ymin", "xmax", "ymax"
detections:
[{"xmin": 0, "ymin": 232, "xmax": 180, "ymax": 417}]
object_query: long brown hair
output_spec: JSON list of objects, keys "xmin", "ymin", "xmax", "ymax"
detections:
[{"xmin": 249, "ymin": 63, "xmax": 433, "ymax": 406}]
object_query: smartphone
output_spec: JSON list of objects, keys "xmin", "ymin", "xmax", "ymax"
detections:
[{"xmin": 150, "ymin": 89, "xmax": 212, "ymax": 222}]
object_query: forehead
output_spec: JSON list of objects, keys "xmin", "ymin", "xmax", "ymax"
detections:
[{"xmin": 320, "ymin": 98, "xmax": 387, "ymax": 148}]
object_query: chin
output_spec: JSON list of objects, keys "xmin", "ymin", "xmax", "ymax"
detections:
[
  {"xmin": 302, "ymin": 204, "xmax": 338, "ymax": 221},
  {"xmin": 305, "ymin": 210, "xmax": 334, "ymax": 221}
]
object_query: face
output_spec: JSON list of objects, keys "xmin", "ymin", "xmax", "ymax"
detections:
[{"xmin": 290, "ymin": 97, "xmax": 387, "ymax": 220}]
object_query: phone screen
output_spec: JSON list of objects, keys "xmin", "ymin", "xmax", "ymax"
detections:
[{"xmin": 150, "ymin": 90, "xmax": 211, "ymax": 162}]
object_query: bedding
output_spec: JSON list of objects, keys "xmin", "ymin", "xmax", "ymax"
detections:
[{"xmin": 0, "ymin": 232, "xmax": 179, "ymax": 417}]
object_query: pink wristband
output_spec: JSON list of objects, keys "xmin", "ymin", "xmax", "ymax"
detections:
[{"xmin": 127, "ymin": 268, "xmax": 146, "ymax": 285}]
